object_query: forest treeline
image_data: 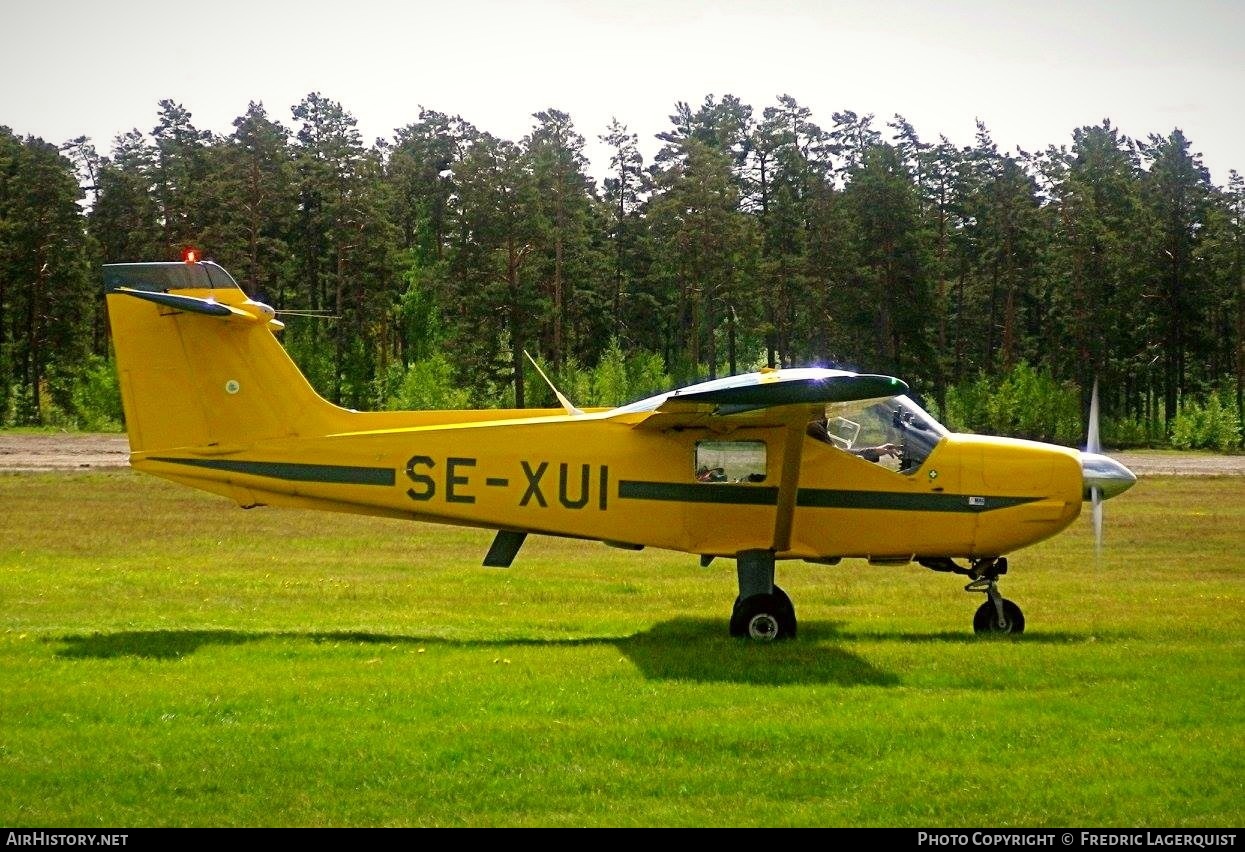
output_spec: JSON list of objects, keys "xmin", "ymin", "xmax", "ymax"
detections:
[{"xmin": 0, "ymin": 93, "xmax": 1241, "ymax": 448}]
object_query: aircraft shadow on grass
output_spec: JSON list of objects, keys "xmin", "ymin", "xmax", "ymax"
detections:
[{"xmin": 50, "ymin": 620, "xmax": 1103, "ymax": 687}]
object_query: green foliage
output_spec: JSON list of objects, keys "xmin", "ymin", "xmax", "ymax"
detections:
[
  {"xmin": 1101, "ymin": 415, "xmax": 1152, "ymax": 449},
  {"xmin": 553, "ymin": 358, "xmax": 593, "ymax": 408},
  {"xmin": 382, "ymin": 353, "xmax": 471, "ymax": 411},
  {"xmin": 395, "ymin": 253, "xmax": 445, "ymax": 363},
  {"xmin": 69, "ymin": 356, "xmax": 123, "ymax": 431},
  {"xmin": 944, "ymin": 362, "xmax": 1080, "ymax": 445},
  {"xmin": 625, "ymin": 350, "xmax": 673, "ymax": 403},
  {"xmin": 282, "ymin": 322, "xmax": 336, "ymax": 400},
  {"xmin": 1169, "ymin": 402, "xmax": 1201, "ymax": 450},
  {"xmin": 589, "ymin": 339, "xmax": 629, "ymax": 406},
  {"xmin": 1203, "ymin": 393, "xmax": 1243, "ymax": 451},
  {"xmin": 989, "ymin": 361, "xmax": 1081, "ymax": 445},
  {"xmin": 943, "ymin": 374, "xmax": 993, "ymax": 435},
  {"xmin": 587, "ymin": 338, "xmax": 672, "ymax": 407},
  {"xmin": 1170, "ymin": 391, "xmax": 1242, "ymax": 451},
  {"xmin": 3, "ymin": 382, "xmax": 37, "ymax": 427},
  {"xmin": 517, "ymin": 340, "xmax": 674, "ymax": 411}
]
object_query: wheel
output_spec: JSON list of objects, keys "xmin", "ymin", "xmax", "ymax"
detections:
[
  {"xmin": 973, "ymin": 598, "xmax": 1025, "ymax": 635},
  {"xmin": 729, "ymin": 586, "xmax": 797, "ymax": 641},
  {"xmin": 730, "ymin": 585, "xmax": 795, "ymax": 632}
]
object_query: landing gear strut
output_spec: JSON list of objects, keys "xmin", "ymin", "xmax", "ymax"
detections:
[
  {"xmin": 729, "ymin": 549, "xmax": 796, "ymax": 641},
  {"xmin": 919, "ymin": 556, "xmax": 1025, "ymax": 635},
  {"xmin": 966, "ymin": 557, "xmax": 1024, "ymax": 635}
]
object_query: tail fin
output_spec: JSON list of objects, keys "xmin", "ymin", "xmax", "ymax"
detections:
[{"xmin": 104, "ymin": 262, "xmax": 350, "ymax": 454}]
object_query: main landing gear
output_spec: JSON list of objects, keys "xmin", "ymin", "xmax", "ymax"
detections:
[
  {"xmin": 729, "ymin": 549, "xmax": 796, "ymax": 641},
  {"xmin": 725, "ymin": 552, "xmax": 1025, "ymax": 641},
  {"xmin": 919, "ymin": 556, "xmax": 1025, "ymax": 635}
]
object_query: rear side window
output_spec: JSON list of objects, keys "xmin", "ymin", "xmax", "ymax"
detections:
[{"xmin": 694, "ymin": 441, "xmax": 767, "ymax": 483}]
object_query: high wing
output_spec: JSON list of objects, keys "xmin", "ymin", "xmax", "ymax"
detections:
[
  {"xmin": 606, "ymin": 368, "xmax": 909, "ymax": 430},
  {"xmin": 604, "ymin": 368, "xmax": 910, "ymax": 554}
]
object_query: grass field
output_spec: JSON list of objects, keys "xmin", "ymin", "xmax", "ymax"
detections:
[{"xmin": 0, "ymin": 470, "xmax": 1241, "ymax": 826}]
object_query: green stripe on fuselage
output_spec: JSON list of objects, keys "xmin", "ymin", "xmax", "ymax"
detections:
[
  {"xmin": 148, "ymin": 457, "xmax": 395, "ymax": 486},
  {"xmin": 618, "ymin": 480, "xmax": 1038, "ymax": 513},
  {"xmin": 795, "ymin": 489, "xmax": 1038, "ymax": 513},
  {"xmin": 618, "ymin": 480, "xmax": 779, "ymax": 505}
]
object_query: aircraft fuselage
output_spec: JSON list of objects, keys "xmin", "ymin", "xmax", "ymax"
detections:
[{"xmin": 136, "ymin": 417, "xmax": 1083, "ymax": 562}]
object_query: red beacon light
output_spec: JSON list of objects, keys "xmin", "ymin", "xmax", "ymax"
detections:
[{"xmin": 183, "ymin": 248, "xmax": 199, "ymax": 264}]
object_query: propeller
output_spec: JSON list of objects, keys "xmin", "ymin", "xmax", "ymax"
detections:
[
  {"xmin": 1079, "ymin": 378, "xmax": 1137, "ymax": 561},
  {"xmin": 1088, "ymin": 379, "xmax": 1104, "ymax": 558}
]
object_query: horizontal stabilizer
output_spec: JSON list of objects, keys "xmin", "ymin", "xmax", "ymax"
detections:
[{"xmin": 111, "ymin": 287, "xmax": 259, "ymax": 323}]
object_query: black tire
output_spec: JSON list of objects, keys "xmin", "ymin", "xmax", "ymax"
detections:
[
  {"xmin": 973, "ymin": 598, "xmax": 1025, "ymax": 635},
  {"xmin": 730, "ymin": 586, "xmax": 797, "ymax": 641},
  {"xmin": 730, "ymin": 584, "xmax": 794, "ymax": 620}
]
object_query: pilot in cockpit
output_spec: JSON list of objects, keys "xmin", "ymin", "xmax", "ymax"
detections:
[{"xmin": 806, "ymin": 416, "xmax": 900, "ymax": 463}]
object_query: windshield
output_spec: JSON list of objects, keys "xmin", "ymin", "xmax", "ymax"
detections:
[{"xmin": 816, "ymin": 395, "xmax": 946, "ymax": 474}]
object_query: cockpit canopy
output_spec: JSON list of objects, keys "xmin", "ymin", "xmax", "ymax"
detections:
[{"xmin": 820, "ymin": 395, "xmax": 947, "ymax": 473}]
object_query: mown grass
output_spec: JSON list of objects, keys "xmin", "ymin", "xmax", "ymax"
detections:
[{"xmin": 0, "ymin": 471, "xmax": 1241, "ymax": 826}]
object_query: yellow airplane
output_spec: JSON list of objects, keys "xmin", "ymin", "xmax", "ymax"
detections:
[{"xmin": 103, "ymin": 258, "xmax": 1137, "ymax": 640}]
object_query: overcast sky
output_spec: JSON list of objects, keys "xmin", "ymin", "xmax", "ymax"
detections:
[{"xmin": 2, "ymin": 0, "xmax": 1241, "ymax": 185}]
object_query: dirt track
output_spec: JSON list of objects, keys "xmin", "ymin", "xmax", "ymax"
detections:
[
  {"xmin": 0, "ymin": 433, "xmax": 130, "ymax": 472},
  {"xmin": 0, "ymin": 433, "xmax": 1241, "ymax": 476}
]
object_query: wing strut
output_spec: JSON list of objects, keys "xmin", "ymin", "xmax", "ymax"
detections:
[{"xmin": 771, "ymin": 417, "xmax": 807, "ymax": 552}]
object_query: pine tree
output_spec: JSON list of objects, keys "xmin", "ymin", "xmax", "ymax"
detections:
[
  {"xmin": 647, "ymin": 139, "xmax": 757, "ymax": 379},
  {"xmin": 600, "ymin": 118, "xmax": 645, "ymax": 330},
  {"xmin": 0, "ymin": 136, "xmax": 91, "ymax": 423},
  {"xmin": 752, "ymin": 95, "xmax": 829, "ymax": 366},
  {"xmin": 830, "ymin": 110, "xmax": 882, "ymax": 175},
  {"xmin": 842, "ymin": 143, "xmax": 933, "ymax": 383},
  {"xmin": 289, "ymin": 92, "xmax": 397, "ymax": 406},
  {"xmin": 1140, "ymin": 129, "xmax": 1214, "ymax": 428},
  {"xmin": 60, "ymin": 136, "xmax": 101, "ymax": 208},
  {"xmin": 524, "ymin": 109, "xmax": 604, "ymax": 368},
  {"xmin": 1045, "ymin": 121, "xmax": 1148, "ymax": 423},
  {"xmin": 389, "ymin": 109, "xmax": 473, "ymax": 257},
  {"xmin": 449, "ymin": 133, "xmax": 543, "ymax": 405},
  {"xmin": 90, "ymin": 129, "xmax": 163, "ymax": 262},
  {"xmin": 204, "ymin": 102, "xmax": 296, "ymax": 305},
  {"xmin": 151, "ymin": 100, "xmax": 213, "ymax": 255}
]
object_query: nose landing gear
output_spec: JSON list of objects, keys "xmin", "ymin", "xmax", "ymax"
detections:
[{"xmin": 919, "ymin": 556, "xmax": 1026, "ymax": 635}]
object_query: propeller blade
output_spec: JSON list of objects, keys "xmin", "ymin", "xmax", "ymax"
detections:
[
  {"xmin": 1092, "ymin": 486, "xmax": 1103, "ymax": 564},
  {"xmin": 1083, "ymin": 378, "xmax": 1122, "ymax": 568},
  {"xmin": 1087, "ymin": 378, "xmax": 1101, "ymax": 456}
]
